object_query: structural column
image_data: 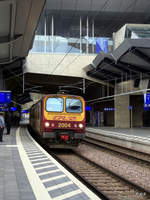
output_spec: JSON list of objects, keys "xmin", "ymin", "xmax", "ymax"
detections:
[
  {"xmin": 51, "ymin": 15, "xmax": 54, "ymax": 53},
  {"xmin": 0, "ymin": 71, "xmax": 4, "ymax": 90},
  {"xmin": 115, "ymin": 95, "xmax": 130, "ymax": 128}
]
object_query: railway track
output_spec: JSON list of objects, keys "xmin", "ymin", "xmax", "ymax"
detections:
[{"xmin": 51, "ymin": 150, "xmax": 150, "ymax": 200}]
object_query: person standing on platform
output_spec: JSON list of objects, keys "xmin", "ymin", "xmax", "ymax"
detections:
[
  {"xmin": 5, "ymin": 111, "xmax": 11, "ymax": 135},
  {"xmin": 0, "ymin": 112, "xmax": 5, "ymax": 142}
]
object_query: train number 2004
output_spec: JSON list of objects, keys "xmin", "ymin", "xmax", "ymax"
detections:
[{"xmin": 58, "ymin": 123, "xmax": 71, "ymax": 128}]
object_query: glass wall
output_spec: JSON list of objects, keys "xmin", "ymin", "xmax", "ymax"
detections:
[
  {"xmin": 125, "ymin": 24, "xmax": 150, "ymax": 39},
  {"xmin": 30, "ymin": 14, "xmax": 113, "ymax": 54}
]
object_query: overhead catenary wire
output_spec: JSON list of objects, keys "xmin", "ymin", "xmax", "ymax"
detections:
[{"xmin": 86, "ymin": 88, "xmax": 150, "ymax": 103}]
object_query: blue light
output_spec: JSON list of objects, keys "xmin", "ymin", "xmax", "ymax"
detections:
[
  {"xmin": 128, "ymin": 106, "xmax": 133, "ymax": 110},
  {"xmin": 85, "ymin": 106, "xmax": 91, "ymax": 111},
  {"xmin": 0, "ymin": 103, "xmax": 8, "ymax": 107},
  {"xmin": 104, "ymin": 107, "xmax": 115, "ymax": 111},
  {"xmin": 0, "ymin": 91, "xmax": 11, "ymax": 103},
  {"xmin": 10, "ymin": 107, "xmax": 17, "ymax": 112},
  {"xmin": 0, "ymin": 108, "xmax": 8, "ymax": 112},
  {"xmin": 144, "ymin": 107, "xmax": 149, "ymax": 111},
  {"xmin": 21, "ymin": 110, "xmax": 29, "ymax": 114}
]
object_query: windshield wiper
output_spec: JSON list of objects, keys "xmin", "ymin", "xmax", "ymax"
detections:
[{"xmin": 69, "ymin": 105, "xmax": 80, "ymax": 110}]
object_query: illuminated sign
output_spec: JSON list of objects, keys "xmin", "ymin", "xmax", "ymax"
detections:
[
  {"xmin": 144, "ymin": 93, "xmax": 150, "ymax": 108},
  {"xmin": 85, "ymin": 106, "xmax": 91, "ymax": 111},
  {"xmin": 128, "ymin": 106, "xmax": 133, "ymax": 110},
  {"xmin": 104, "ymin": 108, "xmax": 115, "ymax": 111},
  {"xmin": 21, "ymin": 110, "xmax": 29, "ymax": 114},
  {"xmin": 0, "ymin": 91, "xmax": 11, "ymax": 103},
  {"xmin": 10, "ymin": 107, "xmax": 17, "ymax": 112},
  {"xmin": 0, "ymin": 108, "xmax": 8, "ymax": 112},
  {"xmin": 0, "ymin": 103, "xmax": 8, "ymax": 107}
]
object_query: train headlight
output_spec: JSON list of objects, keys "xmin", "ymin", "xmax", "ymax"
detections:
[
  {"xmin": 74, "ymin": 124, "xmax": 77, "ymax": 128},
  {"xmin": 51, "ymin": 123, "xmax": 54, "ymax": 127},
  {"xmin": 79, "ymin": 123, "xmax": 83, "ymax": 128},
  {"xmin": 45, "ymin": 122, "xmax": 50, "ymax": 127}
]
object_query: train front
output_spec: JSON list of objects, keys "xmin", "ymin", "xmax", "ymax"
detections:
[{"xmin": 42, "ymin": 94, "xmax": 85, "ymax": 147}]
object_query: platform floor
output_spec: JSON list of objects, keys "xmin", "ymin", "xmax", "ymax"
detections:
[
  {"xmin": 86, "ymin": 127, "xmax": 150, "ymax": 154},
  {"xmin": 0, "ymin": 127, "xmax": 101, "ymax": 200},
  {"xmin": 87, "ymin": 127, "xmax": 150, "ymax": 138}
]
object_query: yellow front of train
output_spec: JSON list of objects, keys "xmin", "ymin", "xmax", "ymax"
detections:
[{"xmin": 41, "ymin": 94, "xmax": 85, "ymax": 146}]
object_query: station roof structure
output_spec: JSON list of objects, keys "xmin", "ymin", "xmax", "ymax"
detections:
[
  {"xmin": 1, "ymin": 0, "xmax": 150, "ymax": 104},
  {"xmin": 0, "ymin": 0, "xmax": 45, "ymax": 78},
  {"xmin": 0, "ymin": 0, "xmax": 45, "ymax": 104},
  {"xmin": 86, "ymin": 39, "xmax": 150, "ymax": 84}
]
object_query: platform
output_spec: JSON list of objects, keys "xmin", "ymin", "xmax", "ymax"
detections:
[
  {"xmin": 86, "ymin": 127, "xmax": 150, "ymax": 155},
  {"xmin": 0, "ymin": 127, "xmax": 101, "ymax": 200}
]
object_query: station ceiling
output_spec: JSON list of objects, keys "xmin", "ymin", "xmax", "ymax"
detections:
[
  {"xmin": 6, "ymin": 72, "xmax": 104, "ymax": 104},
  {"xmin": 0, "ymin": 0, "xmax": 45, "ymax": 104},
  {"xmin": 44, "ymin": 0, "xmax": 150, "ymax": 37},
  {"xmin": 1, "ymin": 0, "xmax": 150, "ymax": 105},
  {"xmin": 0, "ymin": 0, "xmax": 45, "ymax": 65}
]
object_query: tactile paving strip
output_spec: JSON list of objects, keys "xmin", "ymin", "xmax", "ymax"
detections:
[{"xmin": 17, "ymin": 128, "xmax": 100, "ymax": 200}]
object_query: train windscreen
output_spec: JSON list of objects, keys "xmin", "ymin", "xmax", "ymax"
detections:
[
  {"xmin": 66, "ymin": 98, "xmax": 82, "ymax": 113},
  {"xmin": 46, "ymin": 97, "xmax": 63, "ymax": 112}
]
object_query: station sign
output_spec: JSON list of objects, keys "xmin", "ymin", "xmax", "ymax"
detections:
[
  {"xmin": 10, "ymin": 107, "xmax": 17, "ymax": 112},
  {"xmin": 0, "ymin": 91, "xmax": 11, "ymax": 103},
  {"xmin": 128, "ymin": 106, "xmax": 133, "ymax": 110},
  {"xmin": 0, "ymin": 103, "xmax": 8, "ymax": 107},
  {"xmin": 85, "ymin": 106, "xmax": 91, "ymax": 111},
  {"xmin": 0, "ymin": 108, "xmax": 8, "ymax": 112},
  {"xmin": 144, "ymin": 93, "xmax": 150, "ymax": 108},
  {"xmin": 21, "ymin": 110, "xmax": 29, "ymax": 114},
  {"xmin": 104, "ymin": 107, "xmax": 115, "ymax": 111}
]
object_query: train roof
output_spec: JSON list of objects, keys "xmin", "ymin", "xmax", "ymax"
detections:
[{"xmin": 42, "ymin": 94, "xmax": 85, "ymax": 100}]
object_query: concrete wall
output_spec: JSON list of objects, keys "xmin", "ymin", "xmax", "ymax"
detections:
[
  {"xmin": 26, "ymin": 53, "xmax": 96, "ymax": 80},
  {"xmin": 115, "ymin": 82, "xmax": 145, "ymax": 128},
  {"xmin": 113, "ymin": 24, "xmax": 126, "ymax": 50},
  {"xmin": 115, "ymin": 95, "xmax": 130, "ymax": 128}
]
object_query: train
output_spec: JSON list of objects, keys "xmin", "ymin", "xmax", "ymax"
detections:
[{"xmin": 29, "ymin": 93, "xmax": 85, "ymax": 148}]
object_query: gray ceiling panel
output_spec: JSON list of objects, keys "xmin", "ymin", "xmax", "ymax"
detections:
[
  {"xmin": 0, "ymin": 3, "xmax": 10, "ymax": 37},
  {"xmin": 45, "ymin": 0, "xmax": 150, "ymax": 13},
  {"xmin": 120, "ymin": 52, "xmax": 150, "ymax": 69},
  {"xmin": 0, "ymin": 0, "xmax": 45, "ymax": 65}
]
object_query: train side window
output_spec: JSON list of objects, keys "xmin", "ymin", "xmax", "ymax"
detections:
[
  {"xmin": 46, "ymin": 97, "xmax": 63, "ymax": 112},
  {"xmin": 66, "ymin": 98, "xmax": 82, "ymax": 113}
]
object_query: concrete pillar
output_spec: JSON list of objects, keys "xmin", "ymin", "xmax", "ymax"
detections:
[
  {"xmin": 90, "ymin": 107, "xmax": 95, "ymax": 126},
  {"xmin": 115, "ymin": 95, "xmax": 130, "ymax": 128},
  {"xmin": 131, "ymin": 95, "xmax": 143, "ymax": 127}
]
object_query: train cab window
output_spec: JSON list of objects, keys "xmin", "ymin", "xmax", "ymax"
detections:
[
  {"xmin": 66, "ymin": 98, "xmax": 82, "ymax": 113},
  {"xmin": 46, "ymin": 97, "xmax": 63, "ymax": 112}
]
